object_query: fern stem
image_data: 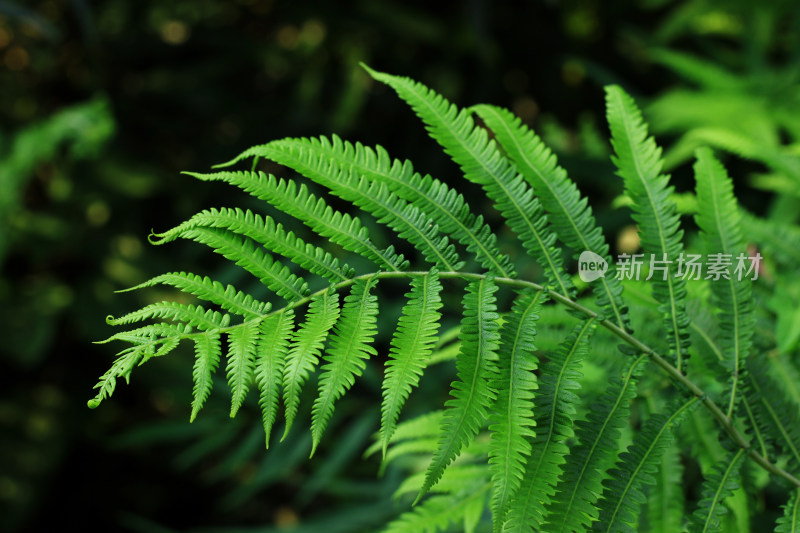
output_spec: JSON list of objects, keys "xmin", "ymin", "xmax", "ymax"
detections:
[{"xmin": 159, "ymin": 269, "xmax": 800, "ymax": 488}]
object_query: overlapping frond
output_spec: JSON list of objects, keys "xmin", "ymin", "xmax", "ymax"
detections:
[
  {"xmin": 311, "ymin": 276, "xmax": 379, "ymax": 455},
  {"xmin": 221, "ymin": 136, "xmax": 514, "ymax": 277},
  {"xmin": 776, "ymin": 489, "xmax": 800, "ymax": 533},
  {"xmin": 156, "ymin": 227, "xmax": 309, "ymax": 301},
  {"xmin": 120, "ymin": 271, "xmax": 270, "ymax": 319},
  {"xmin": 688, "ymin": 448, "xmax": 744, "ymax": 532},
  {"xmin": 744, "ymin": 358, "xmax": 800, "ymax": 471},
  {"xmin": 646, "ymin": 441, "xmax": 684, "ymax": 533},
  {"xmin": 504, "ymin": 319, "xmax": 596, "ymax": 532},
  {"xmin": 606, "ymin": 85, "xmax": 690, "ymax": 370},
  {"xmin": 693, "ymin": 147, "xmax": 754, "ymax": 416},
  {"xmin": 151, "ymin": 207, "xmax": 352, "ymax": 283},
  {"xmin": 487, "ymin": 288, "xmax": 545, "ymax": 530},
  {"xmin": 364, "ymin": 65, "xmax": 573, "ymax": 297},
  {"xmin": 544, "ymin": 353, "xmax": 648, "ymax": 532},
  {"xmin": 419, "ymin": 276, "xmax": 501, "ymax": 500},
  {"xmin": 593, "ymin": 396, "xmax": 698, "ymax": 533},
  {"xmin": 217, "ymin": 139, "xmax": 463, "ymax": 271},
  {"xmin": 185, "ymin": 169, "xmax": 408, "ymax": 272},
  {"xmin": 471, "ymin": 104, "xmax": 628, "ymax": 330}
]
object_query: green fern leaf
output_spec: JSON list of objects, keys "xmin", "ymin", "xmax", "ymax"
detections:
[
  {"xmin": 605, "ymin": 84, "xmax": 690, "ymax": 371},
  {"xmin": 282, "ymin": 290, "xmax": 340, "ymax": 438},
  {"xmin": 223, "ymin": 139, "xmax": 463, "ymax": 271},
  {"xmin": 151, "ymin": 207, "xmax": 352, "ymax": 282},
  {"xmin": 487, "ymin": 288, "xmax": 545, "ymax": 530},
  {"xmin": 504, "ymin": 318, "xmax": 596, "ymax": 532},
  {"xmin": 419, "ymin": 276, "xmax": 501, "ymax": 500},
  {"xmin": 363, "ymin": 65, "xmax": 573, "ymax": 296},
  {"xmin": 776, "ymin": 489, "xmax": 800, "ymax": 533},
  {"xmin": 226, "ymin": 319, "xmax": 260, "ymax": 417},
  {"xmin": 593, "ymin": 396, "xmax": 699, "ymax": 533},
  {"xmin": 745, "ymin": 358, "xmax": 800, "ymax": 470},
  {"xmin": 646, "ymin": 441, "xmax": 685, "ymax": 533},
  {"xmin": 688, "ymin": 448, "xmax": 744, "ymax": 533},
  {"xmin": 311, "ymin": 276, "xmax": 380, "ymax": 455},
  {"xmin": 185, "ymin": 169, "xmax": 408, "ymax": 272},
  {"xmin": 384, "ymin": 483, "xmax": 491, "ymax": 533},
  {"xmin": 160, "ymin": 227, "xmax": 308, "ymax": 301},
  {"xmin": 255, "ymin": 309, "xmax": 294, "ymax": 447},
  {"xmin": 693, "ymin": 147, "xmax": 754, "ymax": 416},
  {"xmin": 87, "ymin": 345, "xmax": 149, "ymax": 408},
  {"xmin": 190, "ymin": 330, "xmax": 222, "ymax": 421},
  {"xmin": 120, "ymin": 271, "xmax": 270, "ymax": 319},
  {"xmin": 472, "ymin": 104, "xmax": 629, "ymax": 330},
  {"xmin": 544, "ymin": 353, "xmax": 648, "ymax": 532},
  {"xmin": 230, "ymin": 135, "xmax": 515, "ymax": 277},
  {"xmin": 381, "ymin": 270, "xmax": 443, "ymax": 457},
  {"xmin": 106, "ymin": 301, "xmax": 230, "ymax": 331}
]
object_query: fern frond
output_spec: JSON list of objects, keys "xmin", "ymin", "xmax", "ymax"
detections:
[
  {"xmin": 487, "ymin": 288, "xmax": 545, "ymax": 530},
  {"xmin": 385, "ymin": 483, "xmax": 491, "ymax": 533},
  {"xmin": 646, "ymin": 440, "xmax": 684, "ymax": 533},
  {"xmin": 593, "ymin": 396, "xmax": 699, "ymax": 533},
  {"xmin": 545, "ymin": 353, "xmax": 648, "ymax": 532},
  {"xmin": 185, "ymin": 170, "xmax": 408, "ymax": 272},
  {"xmin": 190, "ymin": 330, "xmax": 222, "ymax": 421},
  {"xmin": 605, "ymin": 85, "xmax": 690, "ymax": 370},
  {"xmin": 745, "ymin": 358, "xmax": 800, "ymax": 470},
  {"xmin": 693, "ymin": 147, "xmax": 754, "ymax": 416},
  {"xmin": 106, "ymin": 301, "xmax": 230, "ymax": 331},
  {"xmin": 419, "ymin": 276, "xmax": 501, "ymax": 500},
  {"xmin": 162, "ymin": 227, "xmax": 308, "ymax": 302},
  {"xmin": 504, "ymin": 318, "xmax": 595, "ymax": 532},
  {"xmin": 471, "ymin": 104, "xmax": 629, "ymax": 330},
  {"xmin": 120, "ymin": 271, "xmax": 270, "ymax": 319},
  {"xmin": 282, "ymin": 290, "xmax": 340, "ymax": 438},
  {"xmin": 151, "ymin": 207, "xmax": 352, "ymax": 283},
  {"xmin": 232, "ymin": 135, "xmax": 515, "ymax": 277},
  {"xmin": 225, "ymin": 319, "xmax": 260, "ymax": 417},
  {"xmin": 310, "ymin": 276, "xmax": 379, "ymax": 455},
  {"xmin": 776, "ymin": 489, "xmax": 800, "ymax": 533},
  {"xmin": 688, "ymin": 448, "xmax": 744, "ymax": 533},
  {"xmin": 88, "ymin": 345, "xmax": 148, "ymax": 408},
  {"xmin": 221, "ymin": 140, "xmax": 463, "ymax": 271},
  {"xmin": 381, "ymin": 270, "xmax": 443, "ymax": 457},
  {"xmin": 364, "ymin": 65, "xmax": 573, "ymax": 297},
  {"xmin": 255, "ymin": 309, "xmax": 294, "ymax": 447},
  {"xmin": 365, "ymin": 410, "xmax": 445, "ymax": 459}
]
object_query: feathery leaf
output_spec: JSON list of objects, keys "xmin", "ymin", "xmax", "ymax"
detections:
[
  {"xmin": 364, "ymin": 65, "xmax": 573, "ymax": 296},
  {"xmin": 504, "ymin": 318, "xmax": 596, "ymax": 532},
  {"xmin": 472, "ymin": 104, "xmax": 629, "ymax": 330},
  {"xmin": 419, "ymin": 276, "xmax": 501, "ymax": 500},
  {"xmin": 256, "ymin": 309, "xmax": 294, "ymax": 447},
  {"xmin": 488, "ymin": 288, "xmax": 546, "ymax": 530},
  {"xmin": 311, "ymin": 276, "xmax": 380, "ymax": 455},
  {"xmin": 381, "ymin": 270, "xmax": 443, "ymax": 457},
  {"xmin": 606, "ymin": 84, "xmax": 690, "ymax": 370},
  {"xmin": 282, "ymin": 290, "xmax": 341, "ymax": 438}
]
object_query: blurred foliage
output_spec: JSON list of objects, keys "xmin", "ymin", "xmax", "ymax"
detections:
[{"xmin": 0, "ymin": 0, "xmax": 798, "ymax": 531}]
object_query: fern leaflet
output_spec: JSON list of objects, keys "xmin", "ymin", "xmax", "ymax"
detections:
[{"xmin": 381, "ymin": 270, "xmax": 443, "ymax": 457}]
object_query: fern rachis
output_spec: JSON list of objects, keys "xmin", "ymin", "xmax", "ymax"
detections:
[{"xmin": 90, "ymin": 66, "xmax": 800, "ymax": 531}]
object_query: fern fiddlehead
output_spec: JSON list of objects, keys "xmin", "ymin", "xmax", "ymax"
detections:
[{"xmin": 91, "ymin": 66, "xmax": 800, "ymax": 531}]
